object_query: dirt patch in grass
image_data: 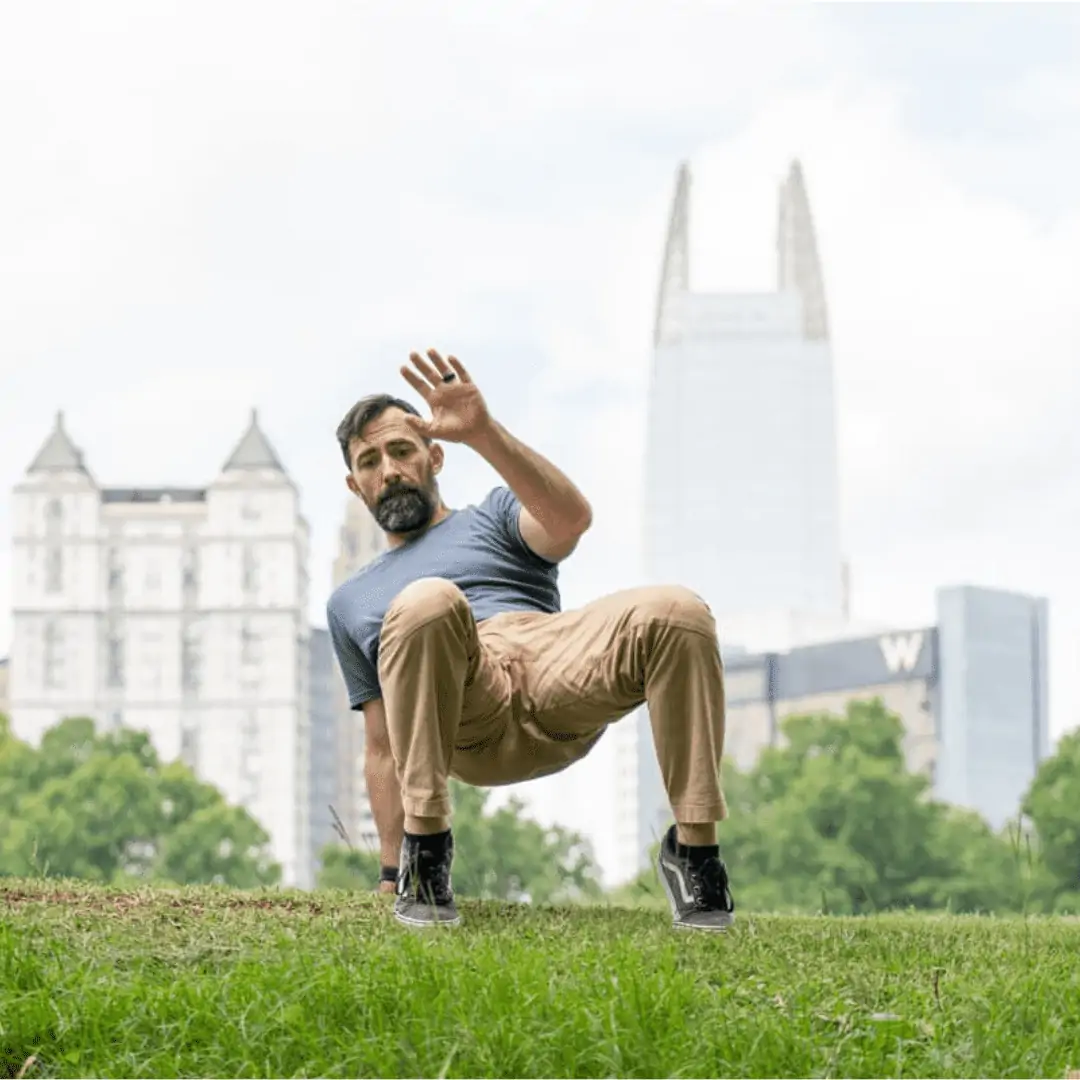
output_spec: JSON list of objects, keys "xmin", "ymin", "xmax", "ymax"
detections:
[{"xmin": 0, "ymin": 886, "xmax": 327, "ymax": 917}]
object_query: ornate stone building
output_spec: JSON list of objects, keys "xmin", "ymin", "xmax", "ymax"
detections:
[{"xmin": 9, "ymin": 411, "xmax": 312, "ymax": 885}]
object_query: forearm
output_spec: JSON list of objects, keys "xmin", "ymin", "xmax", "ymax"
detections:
[
  {"xmin": 468, "ymin": 419, "xmax": 592, "ymax": 542},
  {"xmin": 364, "ymin": 746, "xmax": 404, "ymax": 868}
]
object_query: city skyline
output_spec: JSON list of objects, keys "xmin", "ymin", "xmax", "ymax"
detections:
[{"xmin": 0, "ymin": 392, "xmax": 1060, "ymax": 888}]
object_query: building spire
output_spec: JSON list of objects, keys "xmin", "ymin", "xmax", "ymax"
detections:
[
  {"xmin": 778, "ymin": 159, "xmax": 830, "ymax": 341},
  {"xmin": 222, "ymin": 409, "xmax": 285, "ymax": 472},
  {"xmin": 26, "ymin": 411, "xmax": 90, "ymax": 475},
  {"xmin": 653, "ymin": 161, "xmax": 691, "ymax": 347}
]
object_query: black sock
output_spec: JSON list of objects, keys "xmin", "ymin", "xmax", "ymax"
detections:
[
  {"xmin": 406, "ymin": 828, "xmax": 451, "ymax": 853},
  {"xmin": 674, "ymin": 832, "xmax": 720, "ymax": 866},
  {"xmin": 685, "ymin": 843, "xmax": 720, "ymax": 867}
]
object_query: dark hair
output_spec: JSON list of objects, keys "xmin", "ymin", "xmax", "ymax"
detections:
[{"xmin": 335, "ymin": 394, "xmax": 424, "ymax": 467}]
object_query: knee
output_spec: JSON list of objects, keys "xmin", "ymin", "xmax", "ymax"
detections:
[
  {"xmin": 632, "ymin": 585, "xmax": 717, "ymax": 640},
  {"xmin": 383, "ymin": 577, "xmax": 469, "ymax": 636}
]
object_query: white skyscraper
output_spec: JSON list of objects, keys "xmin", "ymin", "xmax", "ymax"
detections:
[
  {"xmin": 645, "ymin": 159, "xmax": 844, "ymax": 650},
  {"xmin": 329, "ymin": 495, "xmax": 386, "ymax": 851},
  {"xmin": 9, "ymin": 411, "xmax": 313, "ymax": 886},
  {"xmin": 611, "ymin": 160, "xmax": 847, "ymax": 882}
]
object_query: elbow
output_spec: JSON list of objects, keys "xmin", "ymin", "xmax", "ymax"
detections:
[
  {"xmin": 570, "ymin": 499, "xmax": 593, "ymax": 539},
  {"xmin": 551, "ymin": 505, "xmax": 592, "ymax": 551},
  {"xmin": 550, "ymin": 504, "xmax": 592, "ymax": 559}
]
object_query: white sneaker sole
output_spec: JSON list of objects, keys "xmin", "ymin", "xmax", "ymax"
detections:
[{"xmin": 393, "ymin": 906, "xmax": 462, "ymax": 929}]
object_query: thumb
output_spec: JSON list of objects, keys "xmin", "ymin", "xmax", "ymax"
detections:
[{"xmin": 403, "ymin": 413, "xmax": 433, "ymax": 438}]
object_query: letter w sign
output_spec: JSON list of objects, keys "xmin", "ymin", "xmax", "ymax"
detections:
[{"xmin": 879, "ymin": 632, "xmax": 924, "ymax": 675}]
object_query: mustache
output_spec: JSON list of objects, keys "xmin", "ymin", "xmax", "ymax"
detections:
[{"xmin": 377, "ymin": 482, "xmax": 428, "ymax": 505}]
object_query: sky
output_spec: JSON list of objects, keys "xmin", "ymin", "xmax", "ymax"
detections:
[{"xmin": 2, "ymin": 2, "xmax": 1078, "ymax": 883}]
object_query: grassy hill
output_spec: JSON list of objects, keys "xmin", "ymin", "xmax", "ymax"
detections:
[{"xmin": 2, "ymin": 880, "xmax": 1078, "ymax": 1078}]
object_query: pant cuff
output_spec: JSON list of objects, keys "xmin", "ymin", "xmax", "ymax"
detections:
[
  {"xmin": 671, "ymin": 799, "xmax": 728, "ymax": 824},
  {"xmin": 403, "ymin": 793, "xmax": 453, "ymax": 818}
]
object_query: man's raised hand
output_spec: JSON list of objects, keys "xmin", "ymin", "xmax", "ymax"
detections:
[{"xmin": 399, "ymin": 349, "xmax": 494, "ymax": 445}]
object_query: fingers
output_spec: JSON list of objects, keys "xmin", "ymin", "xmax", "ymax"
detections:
[
  {"xmin": 403, "ymin": 349, "xmax": 472, "ymax": 398},
  {"xmin": 400, "ymin": 365, "xmax": 432, "ymax": 400},
  {"xmin": 424, "ymin": 348, "xmax": 452, "ymax": 378},
  {"xmin": 408, "ymin": 350, "xmax": 444, "ymax": 386},
  {"xmin": 447, "ymin": 355, "xmax": 472, "ymax": 383}
]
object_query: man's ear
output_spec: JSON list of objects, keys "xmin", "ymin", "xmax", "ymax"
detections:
[
  {"xmin": 430, "ymin": 442, "xmax": 445, "ymax": 474},
  {"xmin": 346, "ymin": 472, "xmax": 361, "ymax": 496}
]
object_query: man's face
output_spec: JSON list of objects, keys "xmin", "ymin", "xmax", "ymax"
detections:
[{"xmin": 345, "ymin": 408, "xmax": 444, "ymax": 536}]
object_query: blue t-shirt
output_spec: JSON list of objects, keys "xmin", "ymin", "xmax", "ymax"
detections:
[{"xmin": 326, "ymin": 486, "xmax": 561, "ymax": 708}]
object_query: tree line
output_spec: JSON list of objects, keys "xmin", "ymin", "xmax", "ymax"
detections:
[
  {"xmin": 0, "ymin": 715, "xmax": 279, "ymax": 887},
  {"xmin": 613, "ymin": 700, "xmax": 1080, "ymax": 916},
  {"xmin": 1, "ymin": 701, "xmax": 1078, "ymax": 914}
]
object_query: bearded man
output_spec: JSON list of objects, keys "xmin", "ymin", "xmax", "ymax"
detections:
[{"xmin": 327, "ymin": 349, "xmax": 735, "ymax": 931}]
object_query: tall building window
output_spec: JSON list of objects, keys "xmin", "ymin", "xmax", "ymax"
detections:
[
  {"xmin": 181, "ymin": 624, "xmax": 202, "ymax": 695},
  {"xmin": 143, "ymin": 630, "xmax": 162, "ymax": 691},
  {"xmin": 44, "ymin": 498, "xmax": 63, "ymax": 531},
  {"xmin": 239, "ymin": 710, "xmax": 261, "ymax": 806},
  {"xmin": 45, "ymin": 548, "xmax": 63, "ymax": 594},
  {"xmin": 182, "ymin": 547, "xmax": 198, "ymax": 594},
  {"xmin": 44, "ymin": 500, "xmax": 64, "ymax": 594},
  {"xmin": 241, "ymin": 622, "xmax": 261, "ymax": 667},
  {"xmin": 242, "ymin": 545, "xmax": 259, "ymax": 595},
  {"xmin": 106, "ymin": 629, "xmax": 125, "ymax": 689},
  {"xmin": 107, "ymin": 547, "xmax": 124, "ymax": 599},
  {"xmin": 43, "ymin": 620, "xmax": 64, "ymax": 690},
  {"xmin": 180, "ymin": 726, "xmax": 199, "ymax": 770}
]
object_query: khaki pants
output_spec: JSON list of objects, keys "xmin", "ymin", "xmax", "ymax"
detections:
[{"xmin": 377, "ymin": 578, "xmax": 728, "ymax": 824}]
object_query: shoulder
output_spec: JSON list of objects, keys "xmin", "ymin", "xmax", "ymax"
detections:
[
  {"xmin": 460, "ymin": 486, "xmax": 518, "ymax": 543},
  {"xmin": 467, "ymin": 486, "xmax": 558, "ymax": 569},
  {"xmin": 471, "ymin": 485, "xmax": 519, "ymax": 527},
  {"xmin": 327, "ymin": 556, "xmax": 388, "ymax": 625}
]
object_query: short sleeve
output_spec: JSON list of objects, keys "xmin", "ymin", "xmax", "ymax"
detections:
[
  {"xmin": 480, "ymin": 486, "xmax": 557, "ymax": 567},
  {"xmin": 327, "ymin": 604, "xmax": 380, "ymax": 708}
]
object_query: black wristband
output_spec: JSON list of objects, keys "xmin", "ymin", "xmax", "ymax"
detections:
[{"xmin": 380, "ymin": 865, "xmax": 398, "ymax": 884}]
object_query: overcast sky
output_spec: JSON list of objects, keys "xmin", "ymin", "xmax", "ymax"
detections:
[{"xmin": 2, "ymin": 2, "xmax": 1078, "ymax": 881}]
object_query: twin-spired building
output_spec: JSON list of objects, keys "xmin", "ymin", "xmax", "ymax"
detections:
[
  {"xmin": 644, "ymin": 159, "xmax": 846, "ymax": 649},
  {"xmin": 8, "ymin": 411, "xmax": 313, "ymax": 886}
]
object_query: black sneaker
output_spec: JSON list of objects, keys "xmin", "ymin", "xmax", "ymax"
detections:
[
  {"xmin": 656, "ymin": 824, "xmax": 735, "ymax": 932},
  {"xmin": 394, "ymin": 830, "xmax": 461, "ymax": 928}
]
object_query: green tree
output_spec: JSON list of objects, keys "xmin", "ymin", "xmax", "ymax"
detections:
[
  {"xmin": 156, "ymin": 802, "xmax": 280, "ymax": 888},
  {"xmin": 1022, "ymin": 729, "xmax": 1080, "ymax": 909},
  {"xmin": 316, "ymin": 845, "xmax": 381, "ymax": 890},
  {"xmin": 612, "ymin": 699, "xmax": 1031, "ymax": 915},
  {"xmin": 450, "ymin": 781, "xmax": 600, "ymax": 903},
  {"xmin": 317, "ymin": 780, "xmax": 602, "ymax": 902},
  {"xmin": 0, "ymin": 715, "xmax": 280, "ymax": 887}
]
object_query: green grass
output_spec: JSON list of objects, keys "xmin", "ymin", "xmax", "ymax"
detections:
[{"xmin": 1, "ymin": 881, "xmax": 1078, "ymax": 1079}]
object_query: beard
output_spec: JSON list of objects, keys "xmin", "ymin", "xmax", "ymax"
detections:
[{"xmin": 372, "ymin": 479, "xmax": 437, "ymax": 535}]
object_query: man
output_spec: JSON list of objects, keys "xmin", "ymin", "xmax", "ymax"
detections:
[{"xmin": 327, "ymin": 349, "xmax": 735, "ymax": 932}]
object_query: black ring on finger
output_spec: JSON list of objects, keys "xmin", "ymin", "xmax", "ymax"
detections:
[{"xmin": 442, "ymin": 371, "xmax": 457, "ymax": 383}]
